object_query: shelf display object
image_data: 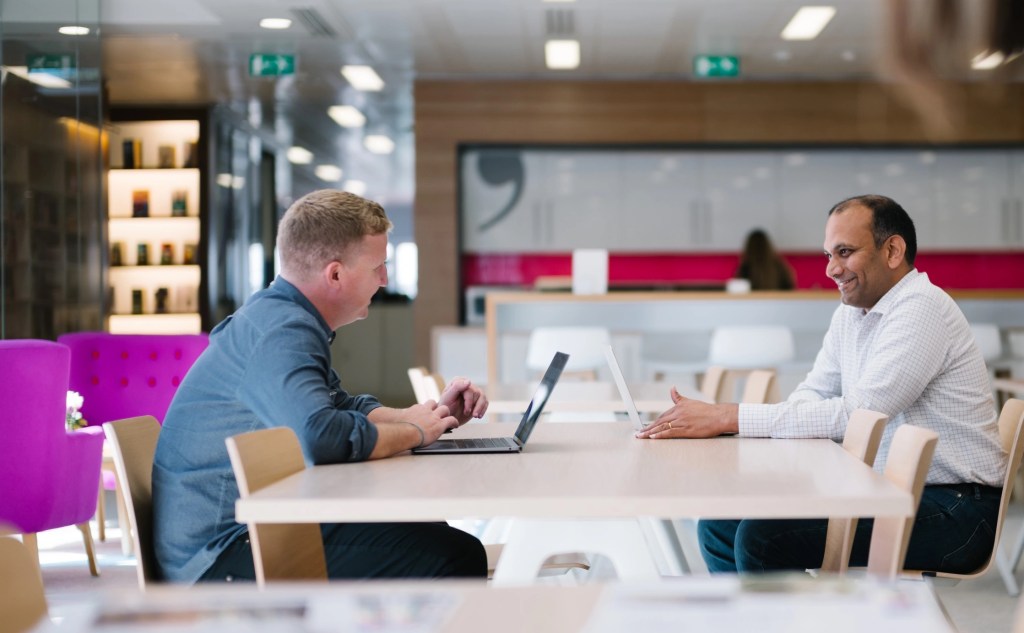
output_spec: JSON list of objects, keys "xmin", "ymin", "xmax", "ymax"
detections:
[{"xmin": 107, "ymin": 119, "xmax": 203, "ymax": 334}]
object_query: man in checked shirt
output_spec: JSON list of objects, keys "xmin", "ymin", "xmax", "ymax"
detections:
[{"xmin": 639, "ymin": 194, "xmax": 1006, "ymax": 574}]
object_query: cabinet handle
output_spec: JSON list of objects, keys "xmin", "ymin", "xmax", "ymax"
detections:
[
  {"xmin": 1017, "ymin": 199, "xmax": 1023, "ymax": 244},
  {"xmin": 1002, "ymin": 200, "xmax": 1011, "ymax": 243},
  {"xmin": 689, "ymin": 200, "xmax": 700, "ymax": 244},
  {"xmin": 704, "ymin": 200, "xmax": 713, "ymax": 244},
  {"xmin": 546, "ymin": 201, "xmax": 553, "ymax": 243},
  {"xmin": 533, "ymin": 203, "xmax": 541, "ymax": 244}
]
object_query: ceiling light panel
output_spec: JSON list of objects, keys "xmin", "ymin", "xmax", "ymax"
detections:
[
  {"xmin": 344, "ymin": 180, "xmax": 367, "ymax": 196},
  {"xmin": 259, "ymin": 18, "xmax": 292, "ymax": 29},
  {"xmin": 364, "ymin": 135, "xmax": 395, "ymax": 154},
  {"xmin": 971, "ymin": 51, "xmax": 1004, "ymax": 70},
  {"xmin": 328, "ymin": 105, "xmax": 366, "ymax": 128},
  {"xmin": 58, "ymin": 25, "xmax": 90, "ymax": 36},
  {"xmin": 781, "ymin": 6, "xmax": 836, "ymax": 41},
  {"xmin": 287, "ymin": 146, "xmax": 313, "ymax": 164},
  {"xmin": 341, "ymin": 65, "xmax": 384, "ymax": 91},
  {"xmin": 315, "ymin": 165, "xmax": 343, "ymax": 182},
  {"xmin": 545, "ymin": 40, "xmax": 580, "ymax": 69}
]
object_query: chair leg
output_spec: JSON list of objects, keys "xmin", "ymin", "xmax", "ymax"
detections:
[
  {"xmin": 113, "ymin": 481, "xmax": 132, "ymax": 556},
  {"xmin": 76, "ymin": 522, "xmax": 100, "ymax": 577},
  {"xmin": 21, "ymin": 532, "xmax": 42, "ymax": 582},
  {"xmin": 995, "ymin": 550, "xmax": 1020, "ymax": 597},
  {"xmin": 96, "ymin": 477, "xmax": 106, "ymax": 542},
  {"xmin": 1011, "ymin": 521, "xmax": 1024, "ymax": 572}
]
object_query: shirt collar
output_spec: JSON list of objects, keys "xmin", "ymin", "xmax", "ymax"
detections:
[
  {"xmin": 270, "ymin": 276, "xmax": 336, "ymax": 344},
  {"xmin": 864, "ymin": 268, "xmax": 920, "ymax": 317}
]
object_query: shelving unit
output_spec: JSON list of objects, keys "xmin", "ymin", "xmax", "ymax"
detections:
[{"xmin": 107, "ymin": 119, "xmax": 203, "ymax": 334}]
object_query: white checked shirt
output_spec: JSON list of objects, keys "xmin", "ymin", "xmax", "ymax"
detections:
[{"xmin": 738, "ymin": 270, "xmax": 1006, "ymax": 486}]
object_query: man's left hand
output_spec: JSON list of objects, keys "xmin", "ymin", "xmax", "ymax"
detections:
[{"xmin": 438, "ymin": 377, "xmax": 489, "ymax": 425}]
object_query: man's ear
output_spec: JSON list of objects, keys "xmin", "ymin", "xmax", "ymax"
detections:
[
  {"xmin": 886, "ymin": 235, "xmax": 907, "ymax": 270},
  {"xmin": 324, "ymin": 260, "xmax": 345, "ymax": 286}
]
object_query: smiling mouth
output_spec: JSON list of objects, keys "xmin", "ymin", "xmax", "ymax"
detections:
[{"xmin": 835, "ymin": 277, "xmax": 854, "ymax": 291}]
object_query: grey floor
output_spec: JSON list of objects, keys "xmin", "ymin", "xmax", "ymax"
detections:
[{"xmin": 34, "ymin": 495, "xmax": 1024, "ymax": 633}]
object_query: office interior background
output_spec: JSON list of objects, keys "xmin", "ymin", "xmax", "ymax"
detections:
[{"xmin": 2, "ymin": 0, "xmax": 1023, "ymax": 407}]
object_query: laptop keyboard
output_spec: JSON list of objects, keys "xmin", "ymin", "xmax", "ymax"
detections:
[{"xmin": 452, "ymin": 437, "xmax": 513, "ymax": 449}]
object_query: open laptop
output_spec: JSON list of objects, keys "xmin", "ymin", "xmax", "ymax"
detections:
[
  {"xmin": 412, "ymin": 351, "xmax": 568, "ymax": 454},
  {"xmin": 603, "ymin": 345, "xmax": 647, "ymax": 432}
]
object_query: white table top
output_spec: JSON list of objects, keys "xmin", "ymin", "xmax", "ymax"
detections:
[
  {"xmin": 236, "ymin": 423, "xmax": 912, "ymax": 524},
  {"xmin": 47, "ymin": 576, "xmax": 951, "ymax": 633},
  {"xmin": 485, "ymin": 381, "xmax": 692, "ymax": 414}
]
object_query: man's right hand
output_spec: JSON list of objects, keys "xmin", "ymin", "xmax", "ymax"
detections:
[{"xmin": 403, "ymin": 400, "xmax": 459, "ymax": 446}]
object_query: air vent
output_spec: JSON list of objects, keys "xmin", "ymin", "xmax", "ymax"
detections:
[
  {"xmin": 291, "ymin": 7, "xmax": 337, "ymax": 37},
  {"xmin": 545, "ymin": 8, "xmax": 575, "ymax": 37}
]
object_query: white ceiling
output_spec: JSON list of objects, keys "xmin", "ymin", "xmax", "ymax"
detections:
[{"xmin": 2, "ymin": 0, "xmax": 1018, "ymax": 207}]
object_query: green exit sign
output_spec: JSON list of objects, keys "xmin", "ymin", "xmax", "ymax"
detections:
[
  {"xmin": 249, "ymin": 53, "xmax": 296, "ymax": 77},
  {"xmin": 693, "ymin": 55, "xmax": 740, "ymax": 78},
  {"xmin": 26, "ymin": 53, "xmax": 76, "ymax": 76}
]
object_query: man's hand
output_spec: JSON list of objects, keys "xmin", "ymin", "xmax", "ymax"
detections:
[
  {"xmin": 402, "ymin": 401, "xmax": 459, "ymax": 445},
  {"xmin": 635, "ymin": 387, "xmax": 739, "ymax": 439},
  {"xmin": 437, "ymin": 377, "xmax": 489, "ymax": 426}
]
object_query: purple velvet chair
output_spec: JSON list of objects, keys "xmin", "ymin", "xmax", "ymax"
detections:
[
  {"xmin": 57, "ymin": 332, "xmax": 209, "ymax": 548},
  {"xmin": 0, "ymin": 339, "xmax": 106, "ymax": 576}
]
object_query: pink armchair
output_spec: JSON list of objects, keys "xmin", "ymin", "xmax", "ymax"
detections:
[
  {"xmin": 57, "ymin": 332, "xmax": 208, "ymax": 547},
  {"xmin": 0, "ymin": 339, "xmax": 105, "ymax": 576}
]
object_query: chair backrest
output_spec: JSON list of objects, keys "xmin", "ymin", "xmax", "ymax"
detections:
[
  {"xmin": 820, "ymin": 409, "xmax": 888, "ymax": 572},
  {"xmin": 102, "ymin": 416, "xmax": 162, "ymax": 589},
  {"xmin": 740, "ymin": 370, "xmax": 778, "ymax": 404},
  {"xmin": 866, "ymin": 424, "xmax": 939, "ymax": 578},
  {"xmin": 526, "ymin": 327, "xmax": 611, "ymax": 379},
  {"xmin": 407, "ymin": 367, "xmax": 431, "ymax": 403},
  {"xmin": 708, "ymin": 326, "xmax": 795, "ymax": 369},
  {"xmin": 930, "ymin": 398, "xmax": 1024, "ymax": 581},
  {"xmin": 0, "ymin": 536, "xmax": 48, "ymax": 633},
  {"xmin": 225, "ymin": 427, "xmax": 327, "ymax": 586},
  {"xmin": 58, "ymin": 332, "xmax": 209, "ymax": 426},
  {"xmin": 700, "ymin": 366, "xmax": 729, "ymax": 403},
  {"xmin": 970, "ymin": 323, "xmax": 1003, "ymax": 364}
]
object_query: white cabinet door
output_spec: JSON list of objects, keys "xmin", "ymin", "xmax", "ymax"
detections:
[
  {"xmin": 852, "ymin": 150, "xmax": 936, "ymax": 247},
  {"xmin": 543, "ymin": 151, "xmax": 624, "ymax": 251},
  {"xmin": 931, "ymin": 150, "xmax": 1011, "ymax": 249},
  {"xmin": 777, "ymin": 151, "xmax": 861, "ymax": 251},
  {"xmin": 1006, "ymin": 150, "xmax": 1024, "ymax": 248},
  {"xmin": 461, "ymin": 149, "xmax": 549, "ymax": 252},
  {"xmin": 618, "ymin": 151, "xmax": 701, "ymax": 251},
  {"xmin": 701, "ymin": 151, "xmax": 781, "ymax": 252}
]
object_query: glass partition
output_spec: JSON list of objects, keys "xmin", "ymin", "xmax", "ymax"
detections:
[{"xmin": 1, "ymin": 0, "xmax": 104, "ymax": 339}]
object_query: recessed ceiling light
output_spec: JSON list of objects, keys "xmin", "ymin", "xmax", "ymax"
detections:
[
  {"xmin": 327, "ymin": 105, "xmax": 366, "ymax": 128},
  {"xmin": 545, "ymin": 40, "xmax": 580, "ymax": 69},
  {"xmin": 971, "ymin": 50, "xmax": 1005, "ymax": 70},
  {"xmin": 259, "ymin": 18, "xmax": 292, "ymax": 29},
  {"xmin": 781, "ymin": 6, "xmax": 836, "ymax": 41},
  {"xmin": 341, "ymin": 65, "xmax": 384, "ymax": 91},
  {"xmin": 58, "ymin": 25, "xmax": 90, "ymax": 36},
  {"xmin": 216, "ymin": 173, "xmax": 234, "ymax": 188},
  {"xmin": 3, "ymin": 65, "xmax": 72, "ymax": 88},
  {"xmin": 315, "ymin": 165, "xmax": 343, "ymax": 182},
  {"xmin": 344, "ymin": 180, "xmax": 367, "ymax": 197},
  {"xmin": 364, "ymin": 135, "xmax": 395, "ymax": 154},
  {"xmin": 287, "ymin": 146, "xmax": 313, "ymax": 164}
]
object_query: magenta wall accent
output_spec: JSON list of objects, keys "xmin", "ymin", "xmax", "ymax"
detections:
[{"xmin": 462, "ymin": 252, "xmax": 1024, "ymax": 290}]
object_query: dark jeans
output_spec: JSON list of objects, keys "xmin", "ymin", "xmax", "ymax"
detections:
[
  {"xmin": 698, "ymin": 483, "xmax": 1001, "ymax": 574},
  {"xmin": 199, "ymin": 522, "xmax": 487, "ymax": 582}
]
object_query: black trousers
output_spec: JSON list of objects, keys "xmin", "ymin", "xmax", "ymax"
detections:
[{"xmin": 199, "ymin": 522, "xmax": 487, "ymax": 582}]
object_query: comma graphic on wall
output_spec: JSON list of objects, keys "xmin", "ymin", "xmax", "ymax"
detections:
[{"xmin": 477, "ymin": 151, "xmax": 524, "ymax": 232}]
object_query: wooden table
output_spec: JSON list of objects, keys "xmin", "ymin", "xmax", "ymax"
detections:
[
  {"xmin": 485, "ymin": 381, "xmax": 688, "ymax": 414},
  {"xmin": 48, "ymin": 576, "xmax": 952, "ymax": 633},
  {"xmin": 236, "ymin": 423, "xmax": 912, "ymax": 578}
]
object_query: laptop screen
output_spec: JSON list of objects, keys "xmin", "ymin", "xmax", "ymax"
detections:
[{"xmin": 513, "ymin": 351, "xmax": 568, "ymax": 445}]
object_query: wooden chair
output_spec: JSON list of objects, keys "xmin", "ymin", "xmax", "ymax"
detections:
[
  {"xmin": 226, "ymin": 427, "xmax": 328, "ymax": 586},
  {"xmin": 700, "ymin": 365, "xmax": 729, "ymax": 403},
  {"xmin": 0, "ymin": 536, "xmax": 48, "ymax": 633},
  {"xmin": 820, "ymin": 409, "xmax": 889, "ymax": 572},
  {"xmin": 866, "ymin": 424, "xmax": 939, "ymax": 578},
  {"xmin": 102, "ymin": 416, "xmax": 162, "ymax": 589},
  {"xmin": 905, "ymin": 398, "xmax": 1024, "ymax": 594},
  {"xmin": 740, "ymin": 369, "xmax": 779, "ymax": 404},
  {"xmin": 408, "ymin": 367, "xmax": 445, "ymax": 404}
]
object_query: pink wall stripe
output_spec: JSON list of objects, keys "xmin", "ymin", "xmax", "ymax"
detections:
[{"xmin": 462, "ymin": 252, "xmax": 1024, "ymax": 290}]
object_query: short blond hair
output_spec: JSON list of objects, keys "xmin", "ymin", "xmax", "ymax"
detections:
[{"xmin": 277, "ymin": 190, "xmax": 392, "ymax": 281}]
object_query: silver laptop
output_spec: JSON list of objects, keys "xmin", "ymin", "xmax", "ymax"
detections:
[
  {"xmin": 412, "ymin": 351, "xmax": 568, "ymax": 454},
  {"xmin": 603, "ymin": 345, "xmax": 647, "ymax": 431}
]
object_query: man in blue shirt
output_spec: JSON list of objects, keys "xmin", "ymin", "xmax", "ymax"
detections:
[{"xmin": 153, "ymin": 189, "xmax": 490, "ymax": 582}]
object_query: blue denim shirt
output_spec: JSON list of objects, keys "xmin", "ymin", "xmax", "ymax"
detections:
[{"xmin": 152, "ymin": 276, "xmax": 381, "ymax": 583}]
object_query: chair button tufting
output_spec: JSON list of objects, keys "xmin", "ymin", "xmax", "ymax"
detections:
[
  {"xmin": 91, "ymin": 350, "xmax": 100, "ymax": 360},
  {"xmin": 121, "ymin": 351, "xmax": 129, "ymax": 359},
  {"xmin": 174, "ymin": 350, "xmax": 183, "ymax": 360},
  {"xmin": 90, "ymin": 376, "xmax": 99, "ymax": 385},
  {"xmin": 120, "ymin": 377, "xmax": 129, "ymax": 387},
  {"xmin": 150, "ymin": 352, "xmax": 158, "ymax": 361},
  {"xmin": 172, "ymin": 376, "xmax": 181, "ymax": 386},
  {"xmin": 148, "ymin": 377, "xmax": 157, "ymax": 387}
]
